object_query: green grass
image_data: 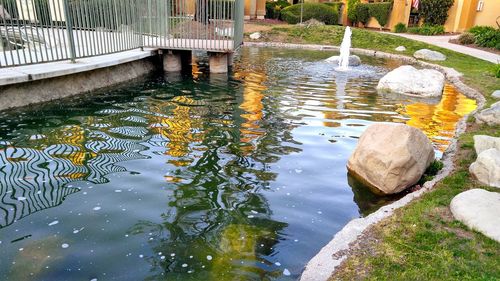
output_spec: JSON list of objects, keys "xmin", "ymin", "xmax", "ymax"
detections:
[{"xmin": 250, "ymin": 24, "xmax": 500, "ymax": 280}]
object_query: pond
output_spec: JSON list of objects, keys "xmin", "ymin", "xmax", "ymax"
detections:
[{"xmin": 0, "ymin": 47, "xmax": 476, "ymax": 280}]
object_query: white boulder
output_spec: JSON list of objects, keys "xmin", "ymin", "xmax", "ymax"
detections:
[
  {"xmin": 492, "ymin": 90, "xmax": 500, "ymax": 99},
  {"xmin": 450, "ymin": 189, "xmax": 500, "ymax": 242},
  {"xmin": 377, "ymin": 65, "xmax": 445, "ymax": 98},
  {"xmin": 325, "ymin": 55, "xmax": 361, "ymax": 66},
  {"xmin": 469, "ymin": 148, "xmax": 500, "ymax": 188},
  {"xmin": 476, "ymin": 102, "xmax": 500, "ymax": 126},
  {"xmin": 395, "ymin": 46, "xmax": 406, "ymax": 52},
  {"xmin": 413, "ymin": 49, "xmax": 447, "ymax": 61},
  {"xmin": 249, "ymin": 32, "xmax": 261, "ymax": 40},
  {"xmin": 347, "ymin": 123, "xmax": 435, "ymax": 195},
  {"xmin": 474, "ymin": 135, "xmax": 500, "ymax": 155}
]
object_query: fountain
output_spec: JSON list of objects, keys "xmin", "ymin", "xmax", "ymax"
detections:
[
  {"xmin": 338, "ymin": 26, "xmax": 352, "ymax": 71},
  {"xmin": 325, "ymin": 26, "xmax": 361, "ymax": 70}
]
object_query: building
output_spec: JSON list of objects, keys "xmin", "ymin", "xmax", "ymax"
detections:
[{"xmin": 339, "ymin": 0, "xmax": 499, "ymax": 32}]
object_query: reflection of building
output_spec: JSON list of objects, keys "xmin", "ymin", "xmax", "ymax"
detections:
[
  {"xmin": 398, "ymin": 84, "xmax": 477, "ymax": 152},
  {"xmin": 339, "ymin": 0, "xmax": 500, "ymax": 32}
]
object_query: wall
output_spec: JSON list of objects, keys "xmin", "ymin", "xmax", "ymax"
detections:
[
  {"xmin": 473, "ymin": 0, "xmax": 500, "ymax": 28},
  {"xmin": 0, "ymin": 57, "xmax": 159, "ymax": 111}
]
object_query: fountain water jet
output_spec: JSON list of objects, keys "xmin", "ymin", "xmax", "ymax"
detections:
[{"xmin": 338, "ymin": 27, "xmax": 352, "ymax": 71}]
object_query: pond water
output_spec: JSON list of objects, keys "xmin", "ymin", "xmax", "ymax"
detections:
[{"xmin": 0, "ymin": 47, "xmax": 476, "ymax": 281}]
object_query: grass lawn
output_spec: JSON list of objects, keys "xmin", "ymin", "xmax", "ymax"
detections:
[{"xmin": 246, "ymin": 24, "xmax": 500, "ymax": 280}]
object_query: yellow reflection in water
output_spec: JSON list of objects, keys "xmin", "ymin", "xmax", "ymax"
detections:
[
  {"xmin": 234, "ymin": 68, "xmax": 268, "ymax": 154},
  {"xmin": 398, "ymin": 84, "xmax": 477, "ymax": 152}
]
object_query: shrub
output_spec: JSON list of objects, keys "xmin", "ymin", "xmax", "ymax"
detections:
[
  {"xmin": 355, "ymin": 4, "xmax": 370, "ymax": 25},
  {"xmin": 281, "ymin": 3, "xmax": 339, "ymax": 25},
  {"xmin": 265, "ymin": 0, "xmax": 290, "ymax": 20},
  {"xmin": 323, "ymin": 2, "xmax": 343, "ymax": 14},
  {"xmin": 469, "ymin": 26, "xmax": 500, "ymax": 49},
  {"xmin": 494, "ymin": 64, "xmax": 500, "ymax": 78},
  {"xmin": 408, "ymin": 24, "xmax": 445, "ymax": 35},
  {"xmin": 457, "ymin": 32, "xmax": 475, "ymax": 45},
  {"xmin": 420, "ymin": 0, "xmax": 454, "ymax": 25},
  {"xmin": 347, "ymin": 0, "xmax": 360, "ymax": 23},
  {"xmin": 394, "ymin": 22, "xmax": 407, "ymax": 33},
  {"xmin": 367, "ymin": 2, "xmax": 392, "ymax": 27}
]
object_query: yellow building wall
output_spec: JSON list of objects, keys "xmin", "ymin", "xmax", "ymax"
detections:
[{"xmin": 473, "ymin": 0, "xmax": 500, "ymax": 28}]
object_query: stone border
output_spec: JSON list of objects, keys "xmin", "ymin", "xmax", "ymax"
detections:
[{"xmin": 244, "ymin": 41, "xmax": 486, "ymax": 281}]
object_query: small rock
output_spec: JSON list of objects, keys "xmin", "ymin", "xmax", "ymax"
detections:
[
  {"xmin": 469, "ymin": 148, "xmax": 500, "ymax": 188},
  {"xmin": 377, "ymin": 65, "xmax": 445, "ymax": 98},
  {"xmin": 249, "ymin": 32, "xmax": 261, "ymax": 40},
  {"xmin": 474, "ymin": 135, "xmax": 500, "ymax": 155},
  {"xmin": 492, "ymin": 90, "xmax": 500, "ymax": 99},
  {"xmin": 301, "ymin": 19, "xmax": 325, "ymax": 28},
  {"xmin": 347, "ymin": 123, "xmax": 435, "ymax": 195},
  {"xmin": 395, "ymin": 46, "xmax": 406, "ymax": 52},
  {"xmin": 413, "ymin": 49, "xmax": 447, "ymax": 61},
  {"xmin": 325, "ymin": 55, "xmax": 361, "ymax": 66},
  {"xmin": 450, "ymin": 189, "xmax": 500, "ymax": 242},
  {"xmin": 476, "ymin": 102, "xmax": 500, "ymax": 126}
]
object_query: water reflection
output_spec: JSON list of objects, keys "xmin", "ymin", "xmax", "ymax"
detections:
[
  {"xmin": 0, "ymin": 47, "xmax": 476, "ymax": 281},
  {"xmin": 398, "ymin": 84, "xmax": 477, "ymax": 153}
]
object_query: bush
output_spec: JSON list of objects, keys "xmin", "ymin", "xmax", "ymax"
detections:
[
  {"xmin": 394, "ymin": 22, "xmax": 407, "ymax": 33},
  {"xmin": 355, "ymin": 4, "xmax": 370, "ymax": 25},
  {"xmin": 347, "ymin": 0, "xmax": 360, "ymax": 23},
  {"xmin": 323, "ymin": 2, "xmax": 343, "ymax": 14},
  {"xmin": 367, "ymin": 2, "xmax": 392, "ymax": 27},
  {"xmin": 281, "ymin": 3, "xmax": 339, "ymax": 25},
  {"xmin": 408, "ymin": 24, "xmax": 445, "ymax": 35},
  {"xmin": 469, "ymin": 26, "xmax": 500, "ymax": 49},
  {"xmin": 494, "ymin": 64, "xmax": 500, "ymax": 78},
  {"xmin": 457, "ymin": 32, "xmax": 475, "ymax": 45},
  {"xmin": 265, "ymin": 0, "xmax": 290, "ymax": 20},
  {"xmin": 420, "ymin": 0, "xmax": 454, "ymax": 25}
]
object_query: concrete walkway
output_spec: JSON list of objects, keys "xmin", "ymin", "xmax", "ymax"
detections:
[{"xmin": 386, "ymin": 33, "xmax": 500, "ymax": 64}]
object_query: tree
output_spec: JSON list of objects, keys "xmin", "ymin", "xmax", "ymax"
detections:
[{"xmin": 420, "ymin": 0, "xmax": 454, "ymax": 26}]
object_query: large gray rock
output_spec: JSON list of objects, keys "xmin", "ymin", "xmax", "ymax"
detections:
[
  {"xmin": 413, "ymin": 49, "xmax": 447, "ymax": 61},
  {"xmin": 474, "ymin": 135, "xmax": 500, "ymax": 155},
  {"xmin": 377, "ymin": 65, "xmax": 445, "ymax": 98},
  {"xmin": 347, "ymin": 123, "xmax": 435, "ymax": 195},
  {"xmin": 469, "ymin": 148, "xmax": 500, "ymax": 188},
  {"xmin": 492, "ymin": 90, "xmax": 500, "ymax": 99},
  {"xmin": 450, "ymin": 189, "xmax": 500, "ymax": 242},
  {"xmin": 325, "ymin": 55, "xmax": 361, "ymax": 66},
  {"xmin": 476, "ymin": 102, "xmax": 500, "ymax": 126}
]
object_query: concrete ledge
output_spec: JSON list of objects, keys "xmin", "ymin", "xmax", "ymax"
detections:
[
  {"xmin": 0, "ymin": 52, "xmax": 161, "ymax": 111},
  {"xmin": 0, "ymin": 48, "xmax": 158, "ymax": 87}
]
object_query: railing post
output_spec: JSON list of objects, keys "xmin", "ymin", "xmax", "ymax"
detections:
[{"xmin": 62, "ymin": 0, "xmax": 77, "ymax": 63}]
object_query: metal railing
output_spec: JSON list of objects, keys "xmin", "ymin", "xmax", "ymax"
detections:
[{"xmin": 0, "ymin": 0, "xmax": 243, "ymax": 68}]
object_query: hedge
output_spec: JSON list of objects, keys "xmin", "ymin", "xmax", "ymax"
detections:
[
  {"xmin": 407, "ymin": 24, "xmax": 445, "ymax": 35},
  {"xmin": 281, "ymin": 3, "xmax": 339, "ymax": 25},
  {"xmin": 420, "ymin": 0, "xmax": 454, "ymax": 25},
  {"xmin": 469, "ymin": 26, "xmax": 500, "ymax": 50},
  {"xmin": 265, "ymin": 0, "xmax": 290, "ymax": 20},
  {"xmin": 350, "ymin": 2, "xmax": 392, "ymax": 27},
  {"xmin": 347, "ymin": 0, "xmax": 360, "ymax": 23},
  {"xmin": 367, "ymin": 2, "xmax": 392, "ymax": 27}
]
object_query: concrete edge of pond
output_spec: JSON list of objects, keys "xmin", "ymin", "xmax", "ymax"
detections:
[
  {"xmin": 243, "ymin": 41, "xmax": 486, "ymax": 281},
  {"xmin": 0, "ymin": 48, "xmax": 160, "ymax": 111}
]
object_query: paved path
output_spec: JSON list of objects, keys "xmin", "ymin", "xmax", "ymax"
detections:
[{"xmin": 385, "ymin": 33, "xmax": 500, "ymax": 64}]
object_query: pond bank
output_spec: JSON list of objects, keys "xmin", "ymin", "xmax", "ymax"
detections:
[
  {"xmin": 243, "ymin": 26, "xmax": 499, "ymax": 279},
  {"xmin": 242, "ymin": 42, "xmax": 486, "ymax": 281}
]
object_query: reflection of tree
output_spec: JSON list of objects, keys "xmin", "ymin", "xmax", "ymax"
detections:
[{"xmin": 126, "ymin": 54, "xmax": 300, "ymax": 280}]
